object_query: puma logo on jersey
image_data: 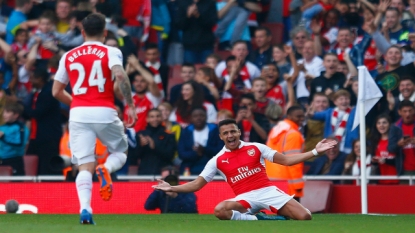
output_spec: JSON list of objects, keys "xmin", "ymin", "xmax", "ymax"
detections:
[{"xmin": 222, "ymin": 158, "xmax": 229, "ymax": 164}]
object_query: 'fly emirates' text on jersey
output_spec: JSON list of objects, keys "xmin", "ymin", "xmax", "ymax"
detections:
[
  {"xmin": 54, "ymin": 41, "xmax": 123, "ymax": 123},
  {"xmin": 200, "ymin": 141, "xmax": 276, "ymax": 195}
]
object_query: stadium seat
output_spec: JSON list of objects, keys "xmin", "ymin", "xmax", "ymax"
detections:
[
  {"xmin": 300, "ymin": 181, "xmax": 333, "ymax": 213},
  {"xmin": 24, "ymin": 155, "xmax": 39, "ymax": 176},
  {"xmin": 0, "ymin": 166, "xmax": 13, "ymax": 176},
  {"xmin": 261, "ymin": 22, "xmax": 284, "ymax": 45},
  {"xmin": 170, "ymin": 65, "xmax": 182, "ymax": 79}
]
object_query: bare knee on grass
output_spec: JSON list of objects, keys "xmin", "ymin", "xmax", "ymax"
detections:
[
  {"xmin": 214, "ymin": 201, "xmax": 247, "ymax": 220},
  {"xmin": 278, "ymin": 199, "xmax": 312, "ymax": 220}
]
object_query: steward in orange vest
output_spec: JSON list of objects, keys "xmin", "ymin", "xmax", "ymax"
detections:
[{"xmin": 266, "ymin": 107, "xmax": 305, "ymax": 198}]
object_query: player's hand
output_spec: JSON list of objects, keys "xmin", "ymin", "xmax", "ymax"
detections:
[
  {"xmin": 125, "ymin": 107, "xmax": 137, "ymax": 128},
  {"xmin": 152, "ymin": 179, "xmax": 173, "ymax": 192},
  {"xmin": 315, "ymin": 138, "xmax": 338, "ymax": 154}
]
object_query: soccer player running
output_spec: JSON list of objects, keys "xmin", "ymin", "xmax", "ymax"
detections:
[
  {"xmin": 52, "ymin": 13, "xmax": 137, "ymax": 224},
  {"xmin": 153, "ymin": 116, "xmax": 337, "ymax": 220}
]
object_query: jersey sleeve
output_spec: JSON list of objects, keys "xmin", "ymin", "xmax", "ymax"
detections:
[
  {"xmin": 54, "ymin": 52, "xmax": 69, "ymax": 85},
  {"xmin": 255, "ymin": 143, "xmax": 278, "ymax": 162},
  {"xmin": 107, "ymin": 47, "xmax": 123, "ymax": 69},
  {"xmin": 199, "ymin": 157, "xmax": 218, "ymax": 182}
]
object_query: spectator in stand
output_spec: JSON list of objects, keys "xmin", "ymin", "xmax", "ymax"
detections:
[
  {"xmin": 169, "ymin": 80, "xmax": 217, "ymax": 127},
  {"xmin": 309, "ymin": 53, "xmax": 347, "ymax": 103},
  {"xmin": 178, "ymin": 107, "xmax": 223, "ymax": 174},
  {"xmin": 395, "ymin": 100, "xmax": 415, "ymax": 176},
  {"xmin": 342, "ymin": 140, "xmax": 372, "ymax": 184},
  {"xmin": 6, "ymin": 0, "xmax": 35, "ymax": 44},
  {"xmin": 195, "ymin": 66, "xmax": 221, "ymax": 101},
  {"xmin": 307, "ymin": 89, "xmax": 358, "ymax": 154},
  {"xmin": 135, "ymin": 108, "xmax": 176, "ymax": 175},
  {"xmin": 290, "ymin": 26, "xmax": 310, "ymax": 60},
  {"xmin": 104, "ymin": 22, "xmax": 138, "ymax": 61},
  {"xmin": 301, "ymin": 0, "xmax": 335, "ymax": 30},
  {"xmin": 0, "ymin": 102, "xmax": 29, "ymax": 175},
  {"xmin": 216, "ymin": 109, "xmax": 233, "ymax": 123},
  {"xmin": 384, "ymin": 7, "xmax": 409, "ymax": 46},
  {"xmin": 307, "ymin": 137, "xmax": 347, "ymax": 179},
  {"xmin": 169, "ymin": 63, "xmax": 215, "ymax": 106},
  {"xmin": 370, "ymin": 114, "xmax": 402, "ymax": 184},
  {"xmin": 176, "ymin": 0, "xmax": 217, "ymax": 63},
  {"xmin": 165, "ymin": 0, "xmax": 183, "ymax": 65},
  {"xmin": 215, "ymin": 41, "xmax": 260, "ymax": 81},
  {"xmin": 375, "ymin": 45, "xmax": 415, "ymax": 97},
  {"xmin": 249, "ymin": 27, "xmax": 273, "ymax": 69},
  {"xmin": 235, "ymin": 93, "xmax": 270, "ymax": 144},
  {"xmin": 216, "ymin": 0, "xmax": 252, "ymax": 51},
  {"xmin": 264, "ymin": 103, "xmax": 283, "ymax": 127},
  {"xmin": 271, "ymin": 44, "xmax": 292, "ymax": 83},
  {"xmin": 387, "ymin": 77, "xmax": 415, "ymax": 119},
  {"xmin": 24, "ymin": 68, "xmax": 62, "ymax": 175},
  {"xmin": 324, "ymin": 27, "xmax": 353, "ymax": 61},
  {"xmin": 55, "ymin": 0, "xmax": 72, "ymax": 33},
  {"xmin": 205, "ymin": 54, "xmax": 221, "ymax": 69},
  {"xmin": 144, "ymin": 166, "xmax": 198, "ymax": 213},
  {"xmin": 304, "ymin": 93, "xmax": 330, "ymax": 154},
  {"xmin": 290, "ymin": 39, "xmax": 324, "ymax": 106},
  {"xmin": 0, "ymin": 37, "xmax": 13, "ymax": 90},
  {"xmin": 0, "ymin": 0, "xmax": 13, "ymax": 36},
  {"xmin": 124, "ymin": 55, "xmax": 163, "ymax": 133},
  {"xmin": 145, "ymin": 44, "xmax": 169, "ymax": 99},
  {"xmin": 121, "ymin": 0, "xmax": 150, "ymax": 42},
  {"xmin": 149, "ymin": 0, "xmax": 171, "ymax": 58},
  {"xmin": 312, "ymin": 9, "xmax": 341, "ymax": 50},
  {"xmin": 11, "ymin": 28, "xmax": 28, "ymax": 53},
  {"xmin": 158, "ymin": 102, "xmax": 181, "ymax": 166},
  {"xmin": 251, "ymin": 77, "xmax": 270, "ymax": 115}
]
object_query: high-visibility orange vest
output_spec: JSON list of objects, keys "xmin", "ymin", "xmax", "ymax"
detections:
[
  {"xmin": 266, "ymin": 119, "xmax": 305, "ymax": 197},
  {"xmin": 60, "ymin": 132, "xmax": 108, "ymax": 177}
]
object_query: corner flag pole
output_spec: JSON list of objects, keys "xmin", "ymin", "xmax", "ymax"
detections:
[{"xmin": 357, "ymin": 66, "xmax": 368, "ymax": 214}]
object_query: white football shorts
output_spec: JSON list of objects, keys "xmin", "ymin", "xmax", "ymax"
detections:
[
  {"xmin": 69, "ymin": 119, "xmax": 128, "ymax": 165},
  {"xmin": 227, "ymin": 186, "xmax": 293, "ymax": 214}
]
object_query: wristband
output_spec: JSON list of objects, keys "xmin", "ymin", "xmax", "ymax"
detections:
[{"xmin": 312, "ymin": 148, "xmax": 319, "ymax": 156}]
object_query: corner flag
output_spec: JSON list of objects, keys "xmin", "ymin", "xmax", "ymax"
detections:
[{"xmin": 352, "ymin": 66, "xmax": 383, "ymax": 131}]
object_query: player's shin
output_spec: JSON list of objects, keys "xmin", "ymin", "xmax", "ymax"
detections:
[
  {"xmin": 76, "ymin": 170, "xmax": 93, "ymax": 213},
  {"xmin": 231, "ymin": 210, "xmax": 257, "ymax": 220},
  {"xmin": 104, "ymin": 152, "xmax": 127, "ymax": 173}
]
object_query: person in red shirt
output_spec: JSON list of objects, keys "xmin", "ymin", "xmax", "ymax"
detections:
[
  {"xmin": 370, "ymin": 114, "xmax": 402, "ymax": 184},
  {"xmin": 152, "ymin": 118, "xmax": 338, "ymax": 220},
  {"xmin": 52, "ymin": 13, "xmax": 137, "ymax": 224},
  {"xmin": 124, "ymin": 54, "xmax": 163, "ymax": 133},
  {"xmin": 396, "ymin": 100, "xmax": 415, "ymax": 175}
]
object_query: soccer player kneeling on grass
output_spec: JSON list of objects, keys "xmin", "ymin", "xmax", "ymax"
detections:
[{"xmin": 153, "ymin": 116, "xmax": 337, "ymax": 220}]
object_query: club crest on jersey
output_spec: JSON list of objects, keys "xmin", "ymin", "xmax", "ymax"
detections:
[{"xmin": 247, "ymin": 149, "xmax": 255, "ymax": 156}]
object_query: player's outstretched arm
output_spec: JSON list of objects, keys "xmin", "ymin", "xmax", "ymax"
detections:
[
  {"xmin": 152, "ymin": 176, "xmax": 208, "ymax": 193},
  {"xmin": 272, "ymin": 139, "xmax": 338, "ymax": 166},
  {"xmin": 112, "ymin": 64, "xmax": 137, "ymax": 127}
]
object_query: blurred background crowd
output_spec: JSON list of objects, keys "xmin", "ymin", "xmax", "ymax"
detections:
[{"xmin": 0, "ymin": 0, "xmax": 415, "ymax": 193}]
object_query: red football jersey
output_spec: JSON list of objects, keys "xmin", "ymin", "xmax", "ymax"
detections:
[
  {"xmin": 55, "ymin": 41, "xmax": 123, "ymax": 123},
  {"xmin": 200, "ymin": 141, "xmax": 276, "ymax": 196}
]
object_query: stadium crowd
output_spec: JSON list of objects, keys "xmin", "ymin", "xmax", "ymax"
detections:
[{"xmin": 0, "ymin": 0, "xmax": 415, "ymax": 187}]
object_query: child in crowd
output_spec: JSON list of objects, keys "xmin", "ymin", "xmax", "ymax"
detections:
[
  {"xmin": 27, "ymin": 11, "xmax": 76, "ymax": 60},
  {"xmin": 11, "ymin": 29, "xmax": 28, "ymax": 53},
  {"xmin": 205, "ymin": 54, "xmax": 221, "ymax": 69},
  {"xmin": 272, "ymin": 44, "xmax": 292, "ymax": 82},
  {"xmin": 0, "ymin": 102, "xmax": 29, "ymax": 175}
]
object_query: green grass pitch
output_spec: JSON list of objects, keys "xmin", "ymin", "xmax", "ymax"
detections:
[{"xmin": 1, "ymin": 214, "xmax": 413, "ymax": 233}]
